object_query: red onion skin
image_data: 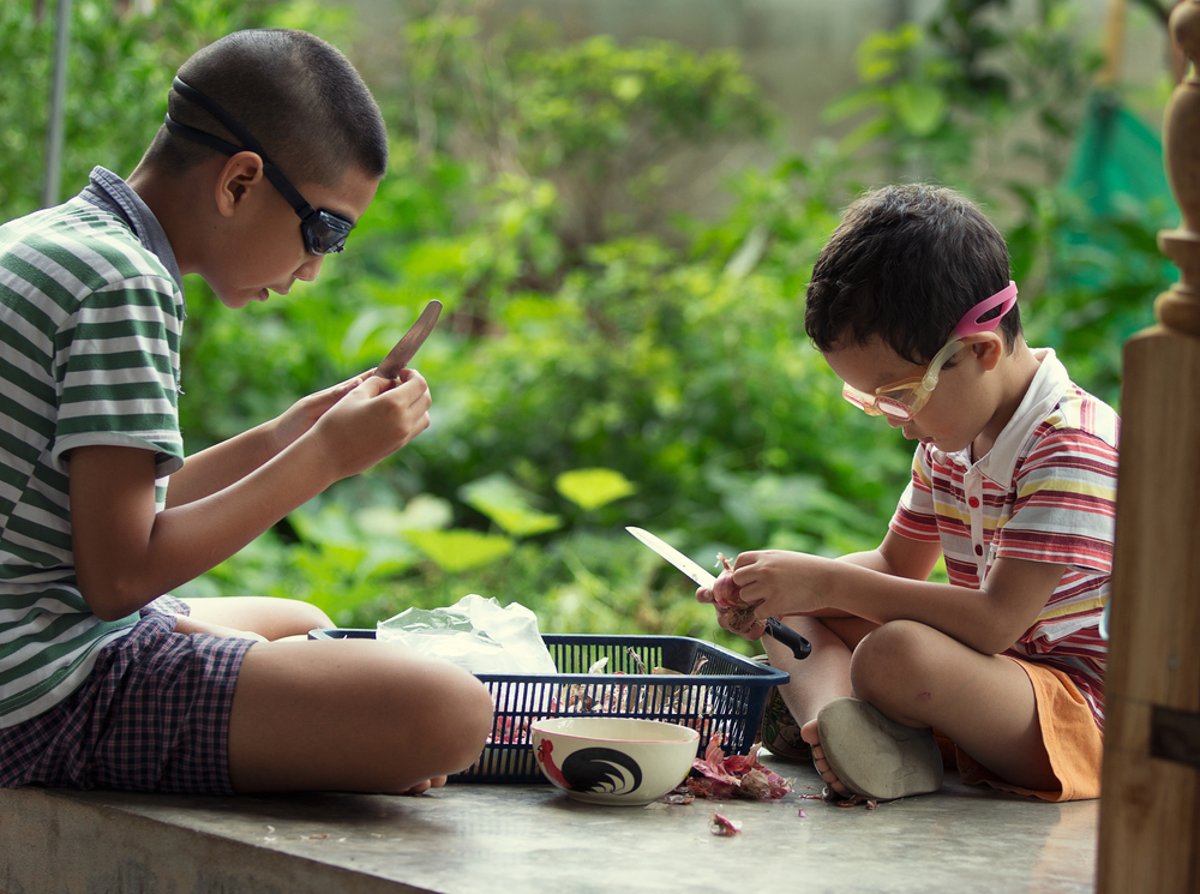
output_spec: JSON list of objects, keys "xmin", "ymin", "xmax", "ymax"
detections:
[
  {"xmin": 712, "ymin": 554, "xmax": 762, "ymax": 636},
  {"xmin": 712, "ymin": 554, "xmax": 743, "ymax": 609}
]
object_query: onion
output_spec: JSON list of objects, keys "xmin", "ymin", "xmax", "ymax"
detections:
[
  {"xmin": 712, "ymin": 553, "xmax": 760, "ymax": 635},
  {"xmin": 712, "ymin": 554, "xmax": 741, "ymax": 608}
]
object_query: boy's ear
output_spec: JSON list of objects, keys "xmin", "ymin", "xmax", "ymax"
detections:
[
  {"xmin": 967, "ymin": 333, "xmax": 1005, "ymax": 371},
  {"xmin": 213, "ymin": 151, "xmax": 266, "ymax": 218}
]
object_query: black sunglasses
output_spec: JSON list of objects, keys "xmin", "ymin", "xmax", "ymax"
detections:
[{"xmin": 164, "ymin": 77, "xmax": 354, "ymax": 255}]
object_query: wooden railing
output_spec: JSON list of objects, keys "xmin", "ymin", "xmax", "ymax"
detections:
[{"xmin": 1097, "ymin": 1, "xmax": 1200, "ymax": 890}]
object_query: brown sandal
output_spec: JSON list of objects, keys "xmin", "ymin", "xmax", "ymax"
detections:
[{"xmin": 753, "ymin": 656, "xmax": 812, "ymax": 762}]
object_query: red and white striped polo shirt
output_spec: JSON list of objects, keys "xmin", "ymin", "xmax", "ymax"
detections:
[{"xmin": 890, "ymin": 349, "xmax": 1119, "ymax": 728}]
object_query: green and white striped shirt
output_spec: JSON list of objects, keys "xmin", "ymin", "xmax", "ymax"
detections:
[{"xmin": 0, "ymin": 168, "xmax": 186, "ymax": 727}]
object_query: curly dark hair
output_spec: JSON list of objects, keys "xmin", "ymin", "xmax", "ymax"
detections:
[{"xmin": 804, "ymin": 184, "xmax": 1021, "ymax": 364}]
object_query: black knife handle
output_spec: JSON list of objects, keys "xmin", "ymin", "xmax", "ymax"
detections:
[{"xmin": 765, "ymin": 617, "xmax": 811, "ymax": 660}]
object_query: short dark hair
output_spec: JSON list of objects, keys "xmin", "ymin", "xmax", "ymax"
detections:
[
  {"xmin": 804, "ymin": 184, "xmax": 1020, "ymax": 364},
  {"xmin": 143, "ymin": 29, "xmax": 387, "ymax": 185}
]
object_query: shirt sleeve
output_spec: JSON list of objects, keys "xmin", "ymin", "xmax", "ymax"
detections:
[
  {"xmin": 889, "ymin": 445, "xmax": 941, "ymax": 542},
  {"xmin": 994, "ymin": 428, "xmax": 1118, "ymax": 575},
  {"xmin": 49, "ymin": 280, "xmax": 185, "ymax": 477}
]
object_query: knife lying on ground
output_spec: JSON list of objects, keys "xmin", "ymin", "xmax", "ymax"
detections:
[
  {"xmin": 376, "ymin": 299, "xmax": 443, "ymax": 380},
  {"xmin": 625, "ymin": 526, "xmax": 812, "ymax": 660}
]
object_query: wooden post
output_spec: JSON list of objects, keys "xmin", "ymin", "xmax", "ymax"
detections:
[{"xmin": 1097, "ymin": 2, "xmax": 1200, "ymax": 891}]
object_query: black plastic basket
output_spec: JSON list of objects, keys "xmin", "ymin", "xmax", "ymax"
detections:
[{"xmin": 308, "ymin": 629, "xmax": 788, "ymax": 784}]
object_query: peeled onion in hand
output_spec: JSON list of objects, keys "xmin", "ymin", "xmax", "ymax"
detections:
[
  {"xmin": 713, "ymin": 553, "xmax": 761, "ymax": 636},
  {"xmin": 712, "ymin": 554, "xmax": 742, "ymax": 608}
]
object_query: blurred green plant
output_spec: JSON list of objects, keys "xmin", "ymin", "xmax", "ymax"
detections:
[
  {"xmin": 0, "ymin": 0, "xmax": 335, "ymax": 218},
  {"xmin": 3, "ymin": 1, "xmax": 1172, "ymax": 655}
]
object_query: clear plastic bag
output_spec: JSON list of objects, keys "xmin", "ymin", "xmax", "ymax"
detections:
[{"xmin": 376, "ymin": 593, "xmax": 557, "ymax": 675}]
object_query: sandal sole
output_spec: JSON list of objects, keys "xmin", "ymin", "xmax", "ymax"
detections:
[{"xmin": 816, "ymin": 697, "xmax": 943, "ymax": 800}]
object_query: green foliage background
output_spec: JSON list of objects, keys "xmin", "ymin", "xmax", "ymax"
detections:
[{"xmin": 0, "ymin": 0, "xmax": 1176, "ymax": 653}]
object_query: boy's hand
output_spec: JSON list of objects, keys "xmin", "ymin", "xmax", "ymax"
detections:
[
  {"xmin": 731, "ymin": 549, "xmax": 832, "ymax": 619},
  {"xmin": 694, "ymin": 584, "xmax": 768, "ymax": 641},
  {"xmin": 272, "ymin": 371, "xmax": 373, "ymax": 452},
  {"xmin": 307, "ymin": 368, "xmax": 432, "ymax": 480}
]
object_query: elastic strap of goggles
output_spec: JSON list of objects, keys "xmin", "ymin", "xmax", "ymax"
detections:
[{"xmin": 167, "ymin": 78, "xmax": 317, "ymax": 222}]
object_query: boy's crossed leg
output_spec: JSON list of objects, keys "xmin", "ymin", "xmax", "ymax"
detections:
[
  {"xmin": 180, "ymin": 595, "xmax": 332, "ymax": 642},
  {"xmin": 801, "ymin": 619, "xmax": 1057, "ymax": 799},
  {"xmin": 228, "ymin": 638, "xmax": 494, "ymax": 794},
  {"xmin": 170, "ymin": 597, "xmax": 494, "ymax": 794}
]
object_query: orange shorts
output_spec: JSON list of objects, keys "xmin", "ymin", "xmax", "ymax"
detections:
[{"xmin": 945, "ymin": 657, "xmax": 1103, "ymax": 802}]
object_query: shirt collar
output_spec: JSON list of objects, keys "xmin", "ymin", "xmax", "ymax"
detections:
[
  {"xmin": 79, "ymin": 166, "xmax": 185, "ymax": 294},
  {"xmin": 932, "ymin": 347, "xmax": 1071, "ymax": 483}
]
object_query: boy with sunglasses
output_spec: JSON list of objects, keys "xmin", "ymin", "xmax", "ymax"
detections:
[
  {"xmin": 700, "ymin": 184, "xmax": 1117, "ymax": 803},
  {"xmin": 0, "ymin": 30, "xmax": 493, "ymax": 795}
]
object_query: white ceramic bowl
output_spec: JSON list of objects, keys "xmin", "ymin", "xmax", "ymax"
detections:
[{"xmin": 530, "ymin": 717, "xmax": 700, "ymax": 806}]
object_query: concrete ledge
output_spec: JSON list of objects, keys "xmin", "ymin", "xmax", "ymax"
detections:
[
  {"xmin": 0, "ymin": 787, "xmax": 411, "ymax": 894},
  {"xmin": 0, "ymin": 761, "xmax": 1099, "ymax": 894}
]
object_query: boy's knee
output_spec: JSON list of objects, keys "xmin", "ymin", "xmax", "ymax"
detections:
[
  {"xmin": 850, "ymin": 619, "xmax": 937, "ymax": 699},
  {"xmin": 284, "ymin": 601, "xmax": 335, "ymax": 637},
  {"xmin": 421, "ymin": 667, "xmax": 494, "ymax": 771},
  {"xmin": 454, "ymin": 672, "xmax": 495, "ymax": 745}
]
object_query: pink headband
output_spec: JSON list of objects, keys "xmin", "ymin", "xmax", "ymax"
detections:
[{"xmin": 952, "ymin": 281, "xmax": 1019, "ymax": 338}]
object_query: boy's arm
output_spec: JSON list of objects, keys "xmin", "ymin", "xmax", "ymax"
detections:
[
  {"xmin": 776, "ymin": 531, "xmax": 942, "ymax": 620},
  {"xmin": 841, "ymin": 529, "xmax": 942, "ymax": 580},
  {"xmin": 733, "ymin": 542, "xmax": 1063, "ymax": 655},
  {"xmin": 698, "ymin": 531, "xmax": 942, "ymax": 627},
  {"xmin": 166, "ymin": 374, "xmax": 366, "ymax": 508},
  {"xmin": 70, "ymin": 372, "xmax": 429, "ymax": 621}
]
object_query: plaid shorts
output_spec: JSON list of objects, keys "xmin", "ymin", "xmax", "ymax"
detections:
[{"xmin": 0, "ymin": 596, "xmax": 255, "ymax": 794}]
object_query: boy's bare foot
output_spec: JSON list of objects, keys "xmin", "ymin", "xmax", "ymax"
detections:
[
  {"xmin": 403, "ymin": 775, "xmax": 448, "ymax": 795},
  {"xmin": 800, "ymin": 718, "xmax": 853, "ymax": 797},
  {"xmin": 803, "ymin": 698, "xmax": 943, "ymax": 801}
]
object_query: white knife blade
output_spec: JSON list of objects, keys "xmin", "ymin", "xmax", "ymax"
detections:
[
  {"xmin": 625, "ymin": 526, "xmax": 716, "ymax": 588},
  {"xmin": 625, "ymin": 525, "xmax": 812, "ymax": 660}
]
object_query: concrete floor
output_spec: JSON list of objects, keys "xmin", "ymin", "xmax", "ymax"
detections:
[{"xmin": 0, "ymin": 752, "xmax": 1098, "ymax": 893}]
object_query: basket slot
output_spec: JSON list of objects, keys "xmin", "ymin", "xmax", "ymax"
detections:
[{"xmin": 659, "ymin": 639, "xmax": 705, "ymax": 674}]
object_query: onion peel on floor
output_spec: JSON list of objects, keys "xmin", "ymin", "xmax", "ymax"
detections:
[
  {"xmin": 709, "ymin": 812, "xmax": 743, "ymax": 836},
  {"xmin": 685, "ymin": 732, "xmax": 792, "ymax": 801}
]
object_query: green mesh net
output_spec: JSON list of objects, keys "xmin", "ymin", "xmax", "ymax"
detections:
[{"xmin": 1057, "ymin": 91, "xmax": 1178, "ymax": 292}]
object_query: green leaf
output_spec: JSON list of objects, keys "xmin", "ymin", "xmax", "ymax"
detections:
[
  {"xmin": 555, "ymin": 467, "xmax": 637, "ymax": 511},
  {"xmin": 288, "ymin": 503, "xmax": 358, "ymax": 549},
  {"xmin": 821, "ymin": 87, "xmax": 884, "ymax": 124},
  {"xmin": 612, "ymin": 74, "xmax": 644, "ymax": 102},
  {"xmin": 460, "ymin": 474, "xmax": 563, "ymax": 537},
  {"xmin": 357, "ymin": 496, "xmax": 454, "ymax": 535},
  {"xmin": 406, "ymin": 529, "xmax": 515, "ymax": 572},
  {"xmin": 893, "ymin": 82, "xmax": 946, "ymax": 137}
]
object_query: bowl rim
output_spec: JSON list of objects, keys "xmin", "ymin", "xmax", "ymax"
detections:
[{"xmin": 530, "ymin": 716, "xmax": 700, "ymax": 745}]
